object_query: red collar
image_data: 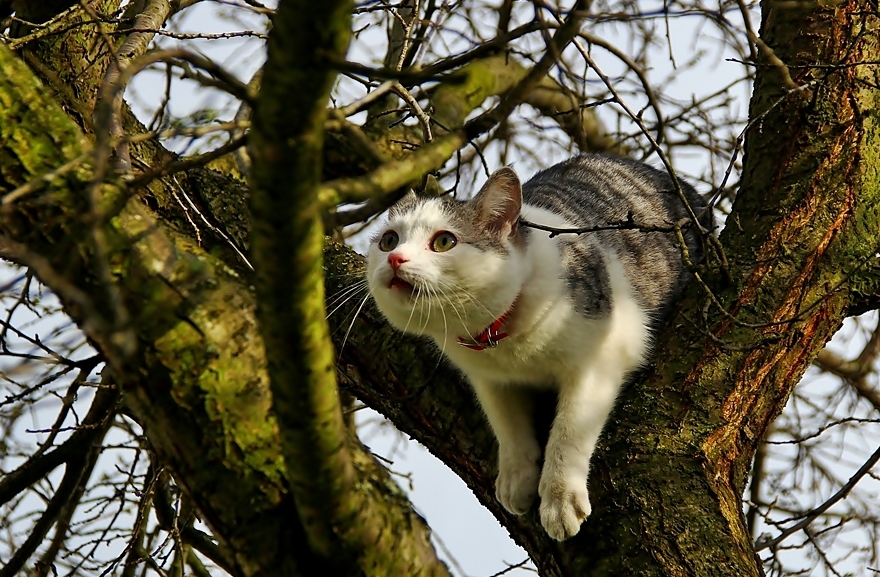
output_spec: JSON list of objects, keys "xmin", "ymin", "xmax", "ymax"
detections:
[{"xmin": 458, "ymin": 307, "xmax": 513, "ymax": 351}]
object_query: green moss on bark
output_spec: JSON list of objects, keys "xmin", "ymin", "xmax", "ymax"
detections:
[{"xmin": 1, "ymin": 39, "xmax": 449, "ymax": 577}]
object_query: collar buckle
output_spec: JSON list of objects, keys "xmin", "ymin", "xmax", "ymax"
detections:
[{"xmin": 457, "ymin": 309, "xmax": 512, "ymax": 352}]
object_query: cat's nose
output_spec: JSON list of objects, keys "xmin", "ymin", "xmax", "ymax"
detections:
[{"xmin": 388, "ymin": 253, "xmax": 409, "ymax": 270}]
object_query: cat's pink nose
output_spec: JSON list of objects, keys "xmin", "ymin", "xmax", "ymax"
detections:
[{"xmin": 388, "ymin": 253, "xmax": 408, "ymax": 270}]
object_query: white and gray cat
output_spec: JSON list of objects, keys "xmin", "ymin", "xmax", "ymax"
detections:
[{"xmin": 366, "ymin": 154, "xmax": 710, "ymax": 541}]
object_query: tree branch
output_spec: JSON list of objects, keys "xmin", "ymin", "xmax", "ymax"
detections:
[
  {"xmin": 0, "ymin": 402, "xmax": 111, "ymax": 577},
  {"xmin": 318, "ymin": 0, "xmax": 591, "ymax": 214},
  {"xmin": 249, "ymin": 0, "xmax": 450, "ymax": 573},
  {"xmin": 0, "ymin": 384, "xmax": 120, "ymax": 507},
  {"xmin": 755, "ymin": 442, "xmax": 880, "ymax": 552}
]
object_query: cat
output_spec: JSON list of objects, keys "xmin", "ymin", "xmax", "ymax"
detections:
[{"xmin": 366, "ymin": 154, "xmax": 711, "ymax": 541}]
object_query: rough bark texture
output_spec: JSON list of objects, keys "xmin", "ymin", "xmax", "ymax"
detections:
[
  {"xmin": 0, "ymin": 19, "xmax": 447, "ymax": 577},
  {"xmin": 1, "ymin": 1, "xmax": 879, "ymax": 577}
]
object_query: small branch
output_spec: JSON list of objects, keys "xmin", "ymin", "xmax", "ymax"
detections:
[
  {"xmin": 520, "ymin": 213, "xmax": 680, "ymax": 238},
  {"xmin": 392, "ymin": 81, "xmax": 433, "ymax": 141},
  {"xmin": 6, "ymin": 5, "xmax": 80, "ymax": 50},
  {"xmin": 126, "ymin": 133, "xmax": 249, "ymax": 188},
  {"xmin": 318, "ymin": 132, "xmax": 465, "ymax": 207},
  {"xmin": 746, "ymin": 437, "xmax": 767, "ymax": 539},
  {"xmin": 152, "ymin": 473, "xmax": 237, "ymax": 575},
  {"xmin": 1, "ymin": 152, "xmax": 90, "ymax": 205},
  {"xmin": 556, "ymin": 28, "xmax": 717, "ymax": 259},
  {"xmin": 337, "ymin": 80, "xmax": 395, "ymax": 117},
  {"xmin": 28, "ymin": 363, "xmax": 99, "ymax": 462},
  {"xmin": 2, "ymin": 124, "xmax": 246, "ymax": 208},
  {"xmin": 487, "ymin": 558, "xmax": 534, "ymax": 577},
  {"xmin": 319, "ymin": 0, "xmax": 591, "ymax": 213},
  {"xmin": 33, "ymin": 430, "xmax": 101, "ymax": 577},
  {"xmin": 185, "ymin": 548, "xmax": 213, "ymax": 577},
  {"xmin": 0, "ymin": 384, "xmax": 119, "ymax": 507},
  {"xmin": 755, "ymin": 442, "xmax": 880, "ymax": 552},
  {"xmin": 325, "ymin": 20, "xmax": 554, "ymax": 86},
  {"xmin": 230, "ymin": 67, "xmax": 262, "ymax": 180},
  {"xmin": 120, "ymin": 468, "xmax": 154, "ymax": 577},
  {"xmin": 91, "ymin": 46, "xmax": 254, "ymax": 193},
  {"xmin": 0, "ymin": 405, "xmax": 111, "ymax": 577},
  {"xmin": 461, "ymin": 0, "xmax": 590, "ymax": 141},
  {"xmin": 384, "ymin": 0, "xmax": 419, "ymax": 71},
  {"xmin": 814, "ymin": 318, "xmax": 880, "ymax": 411},
  {"xmin": 0, "ymin": 236, "xmax": 121, "ymax": 364},
  {"xmin": 417, "ymin": 20, "xmax": 555, "ymax": 79},
  {"xmin": 169, "ymin": 174, "xmax": 253, "ymax": 269},
  {"xmin": 579, "ymin": 30, "xmax": 665, "ymax": 143},
  {"xmin": 733, "ymin": 0, "xmax": 795, "ymax": 90},
  {"xmin": 115, "ymin": 26, "xmax": 267, "ymax": 40},
  {"xmin": 734, "ymin": 0, "xmax": 758, "ymax": 63}
]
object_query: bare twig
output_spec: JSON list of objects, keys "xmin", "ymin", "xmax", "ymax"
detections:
[
  {"xmin": 756, "ymin": 443, "xmax": 880, "ymax": 552},
  {"xmin": 0, "ymin": 383, "xmax": 119, "ymax": 508},
  {"xmin": 520, "ymin": 213, "xmax": 681, "ymax": 237},
  {"xmin": 0, "ymin": 399, "xmax": 113, "ymax": 577}
]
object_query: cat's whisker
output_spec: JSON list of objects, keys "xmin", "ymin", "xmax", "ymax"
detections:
[
  {"xmin": 326, "ymin": 277, "xmax": 368, "ymax": 301},
  {"xmin": 338, "ymin": 291, "xmax": 372, "ymax": 357},
  {"xmin": 325, "ymin": 280, "xmax": 369, "ymax": 320},
  {"xmin": 438, "ymin": 279, "xmax": 470, "ymax": 342},
  {"xmin": 436, "ymin": 278, "xmax": 494, "ymax": 330},
  {"xmin": 418, "ymin": 284, "xmax": 432, "ymax": 335},
  {"xmin": 437, "ymin": 282, "xmax": 467, "ymax": 342},
  {"xmin": 401, "ymin": 283, "xmax": 421, "ymax": 335},
  {"xmin": 435, "ymin": 276, "xmax": 492, "ymax": 316},
  {"xmin": 430, "ymin": 284, "xmax": 450, "ymax": 355},
  {"xmin": 325, "ymin": 275, "xmax": 371, "ymax": 307},
  {"xmin": 325, "ymin": 281, "xmax": 367, "ymax": 310},
  {"xmin": 434, "ymin": 278, "xmax": 475, "ymax": 320}
]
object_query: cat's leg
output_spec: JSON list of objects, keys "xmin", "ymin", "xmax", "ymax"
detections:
[
  {"xmin": 538, "ymin": 369, "xmax": 621, "ymax": 540},
  {"xmin": 471, "ymin": 380, "xmax": 541, "ymax": 516}
]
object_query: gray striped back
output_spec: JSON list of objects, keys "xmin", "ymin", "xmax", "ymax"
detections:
[{"xmin": 520, "ymin": 154, "xmax": 711, "ymax": 326}]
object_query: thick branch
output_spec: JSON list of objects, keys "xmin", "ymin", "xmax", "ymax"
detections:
[
  {"xmin": 321, "ymin": 4, "xmax": 880, "ymax": 576},
  {"xmin": 430, "ymin": 53, "xmax": 613, "ymax": 152},
  {"xmin": 249, "ymin": 0, "xmax": 449, "ymax": 574},
  {"xmin": 250, "ymin": 0, "xmax": 358, "ymax": 560},
  {"xmin": 0, "ymin": 34, "xmax": 447, "ymax": 577}
]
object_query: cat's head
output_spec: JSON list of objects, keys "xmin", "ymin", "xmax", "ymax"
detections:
[{"xmin": 367, "ymin": 167, "xmax": 526, "ymax": 338}]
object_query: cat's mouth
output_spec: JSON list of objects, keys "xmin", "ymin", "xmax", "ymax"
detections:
[{"xmin": 388, "ymin": 276, "xmax": 415, "ymax": 293}]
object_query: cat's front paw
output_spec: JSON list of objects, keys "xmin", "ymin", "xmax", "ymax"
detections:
[
  {"xmin": 538, "ymin": 471, "xmax": 590, "ymax": 541},
  {"xmin": 495, "ymin": 453, "xmax": 540, "ymax": 515}
]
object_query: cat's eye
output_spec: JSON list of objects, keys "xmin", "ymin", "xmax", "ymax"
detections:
[
  {"xmin": 431, "ymin": 231, "xmax": 457, "ymax": 252},
  {"xmin": 378, "ymin": 231, "xmax": 399, "ymax": 252}
]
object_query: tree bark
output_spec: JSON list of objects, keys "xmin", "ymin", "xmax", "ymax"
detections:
[
  {"xmin": 0, "ymin": 39, "xmax": 448, "ymax": 577},
  {"xmin": 1, "ymin": 1, "xmax": 879, "ymax": 576}
]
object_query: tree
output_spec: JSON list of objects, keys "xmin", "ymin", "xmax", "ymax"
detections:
[{"xmin": 1, "ymin": 1, "xmax": 879, "ymax": 576}]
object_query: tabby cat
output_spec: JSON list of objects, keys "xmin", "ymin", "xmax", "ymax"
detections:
[{"xmin": 366, "ymin": 154, "xmax": 710, "ymax": 540}]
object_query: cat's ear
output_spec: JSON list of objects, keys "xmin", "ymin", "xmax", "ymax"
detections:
[
  {"xmin": 472, "ymin": 167, "xmax": 522, "ymax": 238},
  {"xmin": 388, "ymin": 189, "xmax": 419, "ymax": 219}
]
